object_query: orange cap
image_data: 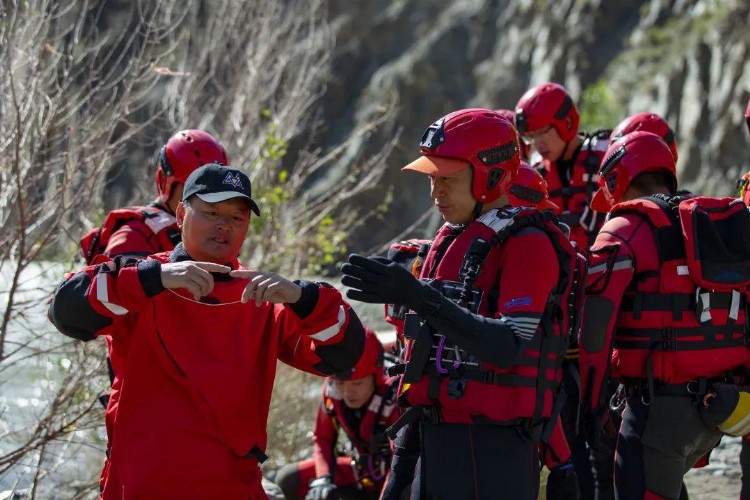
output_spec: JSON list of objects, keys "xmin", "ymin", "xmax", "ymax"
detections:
[{"xmin": 402, "ymin": 155, "xmax": 470, "ymax": 176}]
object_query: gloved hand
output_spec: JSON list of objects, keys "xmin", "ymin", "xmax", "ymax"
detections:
[
  {"xmin": 341, "ymin": 255, "xmax": 438, "ymax": 315},
  {"xmin": 581, "ymin": 406, "xmax": 618, "ymax": 455},
  {"xmin": 546, "ymin": 462, "xmax": 580, "ymax": 500},
  {"xmin": 305, "ymin": 476, "xmax": 340, "ymax": 500}
]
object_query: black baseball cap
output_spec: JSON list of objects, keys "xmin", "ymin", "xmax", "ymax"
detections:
[{"xmin": 181, "ymin": 163, "xmax": 260, "ymax": 216}]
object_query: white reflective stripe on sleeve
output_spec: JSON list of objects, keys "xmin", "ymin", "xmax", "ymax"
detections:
[
  {"xmin": 677, "ymin": 265, "xmax": 689, "ymax": 275},
  {"xmin": 587, "ymin": 262, "xmax": 608, "ymax": 275},
  {"xmin": 613, "ymin": 259, "xmax": 633, "ymax": 271},
  {"xmin": 501, "ymin": 316, "xmax": 540, "ymax": 341},
  {"xmin": 96, "ymin": 274, "xmax": 129, "ymax": 316},
  {"xmin": 309, "ymin": 306, "xmax": 346, "ymax": 342},
  {"xmin": 588, "ymin": 258, "xmax": 632, "ymax": 276}
]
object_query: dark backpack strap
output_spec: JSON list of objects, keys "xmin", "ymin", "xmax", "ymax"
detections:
[
  {"xmin": 611, "ymin": 194, "xmax": 688, "ymax": 264},
  {"xmin": 486, "ymin": 210, "xmax": 573, "ymax": 428}
]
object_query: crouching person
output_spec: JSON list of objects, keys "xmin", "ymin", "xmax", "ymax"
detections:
[
  {"xmin": 48, "ymin": 163, "xmax": 365, "ymax": 499},
  {"xmin": 275, "ymin": 331, "xmax": 399, "ymax": 500}
]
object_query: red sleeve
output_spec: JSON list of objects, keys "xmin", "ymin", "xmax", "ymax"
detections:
[
  {"xmin": 579, "ymin": 216, "xmax": 638, "ymax": 409},
  {"xmin": 495, "ymin": 228, "xmax": 560, "ymax": 342},
  {"xmin": 104, "ymin": 220, "xmax": 160, "ymax": 259},
  {"xmin": 311, "ymin": 382, "xmax": 338, "ymax": 478},
  {"xmin": 414, "ymin": 227, "xmax": 562, "ymax": 369},
  {"xmin": 276, "ymin": 283, "xmax": 365, "ymax": 377},
  {"xmin": 48, "ymin": 256, "xmax": 164, "ymax": 342}
]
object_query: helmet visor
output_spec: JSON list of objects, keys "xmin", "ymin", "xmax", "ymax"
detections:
[{"xmin": 402, "ymin": 155, "xmax": 470, "ymax": 176}]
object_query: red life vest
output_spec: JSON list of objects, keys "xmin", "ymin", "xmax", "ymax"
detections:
[
  {"xmin": 609, "ymin": 194, "xmax": 750, "ymax": 383},
  {"xmin": 80, "ymin": 205, "xmax": 180, "ymax": 264},
  {"xmin": 322, "ymin": 378, "xmax": 398, "ymax": 484},
  {"xmin": 538, "ymin": 130, "xmax": 610, "ymax": 250},
  {"xmin": 397, "ymin": 207, "xmax": 578, "ymax": 427}
]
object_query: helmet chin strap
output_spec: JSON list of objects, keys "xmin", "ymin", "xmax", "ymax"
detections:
[{"xmin": 561, "ymin": 139, "xmax": 573, "ymax": 161}]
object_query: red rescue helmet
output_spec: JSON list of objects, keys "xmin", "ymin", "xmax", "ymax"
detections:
[
  {"xmin": 508, "ymin": 162, "xmax": 559, "ymax": 211},
  {"xmin": 515, "ymin": 82, "xmax": 579, "ymax": 142},
  {"xmin": 591, "ymin": 131, "xmax": 677, "ymax": 212},
  {"xmin": 745, "ymin": 98, "xmax": 750, "ymax": 136},
  {"xmin": 335, "ymin": 329, "xmax": 384, "ymax": 381},
  {"xmin": 611, "ymin": 112, "xmax": 678, "ymax": 163},
  {"xmin": 495, "ymin": 108, "xmax": 530, "ymax": 161},
  {"xmin": 402, "ymin": 108, "xmax": 521, "ymax": 203},
  {"xmin": 156, "ymin": 130, "xmax": 230, "ymax": 204}
]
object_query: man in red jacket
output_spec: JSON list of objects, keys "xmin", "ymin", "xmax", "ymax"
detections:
[
  {"xmin": 81, "ymin": 129, "xmax": 230, "ymax": 263},
  {"xmin": 515, "ymin": 83, "xmax": 610, "ymax": 251},
  {"xmin": 275, "ymin": 331, "xmax": 399, "ymax": 500},
  {"xmin": 579, "ymin": 131, "xmax": 750, "ymax": 499},
  {"xmin": 49, "ymin": 163, "xmax": 365, "ymax": 499},
  {"xmin": 78, "ymin": 129, "xmax": 231, "ymax": 491},
  {"xmin": 342, "ymin": 109, "xmax": 574, "ymax": 499}
]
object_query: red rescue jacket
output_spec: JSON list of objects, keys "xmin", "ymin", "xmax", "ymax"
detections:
[
  {"xmin": 80, "ymin": 204, "xmax": 180, "ymax": 264},
  {"xmin": 538, "ymin": 131, "xmax": 609, "ymax": 250},
  {"xmin": 579, "ymin": 195, "xmax": 750, "ymax": 408},
  {"xmin": 47, "ymin": 245, "xmax": 364, "ymax": 499},
  {"xmin": 396, "ymin": 207, "xmax": 574, "ymax": 427}
]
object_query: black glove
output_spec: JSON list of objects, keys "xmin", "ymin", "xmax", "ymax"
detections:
[
  {"xmin": 546, "ymin": 462, "xmax": 580, "ymax": 500},
  {"xmin": 306, "ymin": 476, "xmax": 339, "ymax": 500},
  {"xmin": 341, "ymin": 255, "xmax": 438, "ymax": 315},
  {"xmin": 581, "ymin": 406, "xmax": 618, "ymax": 455}
]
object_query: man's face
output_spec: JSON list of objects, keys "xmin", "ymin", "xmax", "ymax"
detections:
[
  {"xmin": 176, "ymin": 196, "xmax": 251, "ymax": 263},
  {"xmin": 333, "ymin": 375, "xmax": 376, "ymax": 409},
  {"xmin": 429, "ymin": 165, "xmax": 476, "ymax": 225},
  {"xmin": 522, "ymin": 125, "xmax": 567, "ymax": 162}
]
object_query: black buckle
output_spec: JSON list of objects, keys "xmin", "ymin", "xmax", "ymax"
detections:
[
  {"xmin": 661, "ymin": 327, "xmax": 677, "ymax": 351},
  {"xmin": 447, "ymin": 378, "xmax": 467, "ymax": 399},
  {"xmin": 686, "ymin": 378, "xmax": 707, "ymax": 396}
]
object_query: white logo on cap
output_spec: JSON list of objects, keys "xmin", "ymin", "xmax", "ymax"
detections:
[{"xmin": 222, "ymin": 172, "xmax": 244, "ymax": 190}]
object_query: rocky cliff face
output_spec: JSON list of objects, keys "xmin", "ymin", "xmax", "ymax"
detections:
[{"xmin": 314, "ymin": 0, "xmax": 750, "ymax": 250}]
